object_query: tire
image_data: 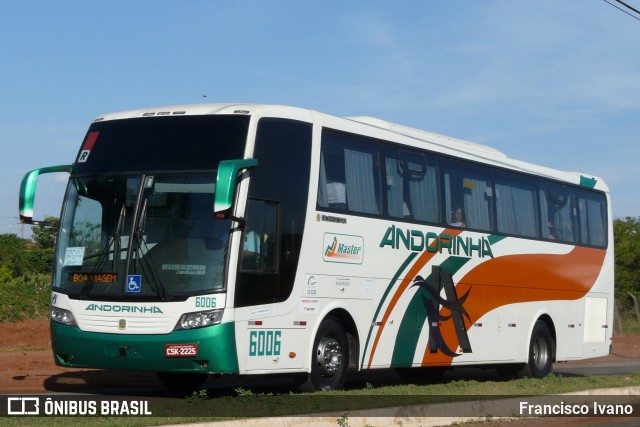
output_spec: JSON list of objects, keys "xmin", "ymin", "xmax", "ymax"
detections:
[
  {"xmin": 300, "ymin": 316, "xmax": 349, "ymax": 392},
  {"xmin": 156, "ymin": 372, "xmax": 208, "ymax": 391},
  {"xmin": 523, "ymin": 320, "xmax": 554, "ymax": 378}
]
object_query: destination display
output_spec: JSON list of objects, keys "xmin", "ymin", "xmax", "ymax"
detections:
[{"xmin": 68, "ymin": 273, "xmax": 119, "ymax": 284}]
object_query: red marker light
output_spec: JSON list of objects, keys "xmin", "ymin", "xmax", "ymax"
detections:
[{"xmin": 82, "ymin": 132, "xmax": 99, "ymax": 150}]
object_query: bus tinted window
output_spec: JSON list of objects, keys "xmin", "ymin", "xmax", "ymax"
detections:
[
  {"xmin": 579, "ymin": 191, "xmax": 607, "ymax": 246},
  {"xmin": 316, "ymin": 128, "xmax": 607, "ymax": 248},
  {"xmin": 495, "ymin": 174, "xmax": 539, "ymax": 238},
  {"xmin": 540, "ymin": 183, "xmax": 578, "ymax": 243},
  {"xmin": 384, "ymin": 148, "xmax": 439, "ymax": 223},
  {"xmin": 318, "ymin": 132, "xmax": 382, "ymax": 215},
  {"xmin": 75, "ymin": 115, "xmax": 249, "ymax": 174},
  {"xmin": 443, "ymin": 160, "xmax": 493, "ymax": 231},
  {"xmin": 236, "ymin": 118, "xmax": 312, "ymax": 308},
  {"xmin": 241, "ymin": 200, "xmax": 278, "ymax": 272}
]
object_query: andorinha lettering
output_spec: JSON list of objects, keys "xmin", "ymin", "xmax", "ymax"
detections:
[
  {"xmin": 380, "ymin": 225, "xmax": 494, "ymax": 259},
  {"xmin": 85, "ymin": 303, "xmax": 163, "ymax": 314}
]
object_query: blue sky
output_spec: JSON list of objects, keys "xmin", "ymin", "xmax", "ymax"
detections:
[{"xmin": 2, "ymin": 1, "xmax": 639, "ymax": 237}]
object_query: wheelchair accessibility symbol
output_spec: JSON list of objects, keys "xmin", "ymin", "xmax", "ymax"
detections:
[{"xmin": 126, "ymin": 275, "xmax": 142, "ymax": 293}]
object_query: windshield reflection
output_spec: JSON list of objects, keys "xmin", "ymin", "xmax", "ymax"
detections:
[{"xmin": 54, "ymin": 173, "xmax": 230, "ymax": 301}]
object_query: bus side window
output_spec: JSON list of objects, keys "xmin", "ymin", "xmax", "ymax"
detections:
[
  {"xmin": 495, "ymin": 174, "xmax": 539, "ymax": 238},
  {"xmin": 578, "ymin": 190, "xmax": 607, "ymax": 247},
  {"xmin": 384, "ymin": 147, "xmax": 439, "ymax": 223},
  {"xmin": 540, "ymin": 183, "xmax": 578, "ymax": 243},
  {"xmin": 318, "ymin": 143, "xmax": 347, "ymax": 211},
  {"xmin": 318, "ymin": 131, "xmax": 382, "ymax": 215},
  {"xmin": 443, "ymin": 161, "xmax": 494, "ymax": 231}
]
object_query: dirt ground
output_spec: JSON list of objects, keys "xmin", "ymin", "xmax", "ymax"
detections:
[{"xmin": 1, "ymin": 319, "xmax": 639, "ymax": 393}]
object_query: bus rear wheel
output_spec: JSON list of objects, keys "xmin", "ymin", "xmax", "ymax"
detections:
[
  {"xmin": 300, "ymin": 316, "xmax": 349, "ymax": 392},
  {"xmin": 523, "ymin": 320, "xmax": 554, "ymax": 378},
  {"xmin": 156, "ymin": 372, "xmax": 208, "ymax": 391}
]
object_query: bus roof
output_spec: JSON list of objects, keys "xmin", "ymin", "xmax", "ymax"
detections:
[
  {"xmin": 93, "ymin": 103, "xmax": 609, "ymax": 193},
  {"xmin": 346, "ymin": 116, "xmax": 507, "ymax": 158}
]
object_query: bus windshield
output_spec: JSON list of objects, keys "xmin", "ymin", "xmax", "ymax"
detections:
[
  {"xmin": 54, "ymin": 173, "xmax": 231, "ymax": 300},
  {"xmin": 51, "ymin": 114, "xmax": 250, "ymax": 301}
]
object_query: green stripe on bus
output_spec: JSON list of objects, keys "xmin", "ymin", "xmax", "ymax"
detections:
[
  {"xmin": 360, "ymin": 252, "xmax": 418, "ymax": 368},
  {"xmin": 579, "ymin": 175, "xmax": 597, "ymax": 189},
  {"xmin": 50, "ymin": 321, "xmax": 239, "ymax": 373},
  {"xmin": 487, "ymin": 234, "xmax": 506, "ymax": 245},
  {"xmin": 390, "ymin": 272, "xmax": 433, "ymax": 366},
  {"xmin": 391, "ymin": 256, "xmax": 470, "ymax": 367}
]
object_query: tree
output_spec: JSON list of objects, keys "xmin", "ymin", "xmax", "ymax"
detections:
[
  {"xmin": 31, "ymin": 216, "xmax": 59, "ymax": 249},
  {"xmin": 614, "ymin": 217, "xmax": 640, "ymax": 310},
  {"xmin": 0, "ymin": 219, "xmax": 58, "ymax": 281},
  {"xmin": 0, "ymin": 234, "xmax": 31, "ymax": 279}
]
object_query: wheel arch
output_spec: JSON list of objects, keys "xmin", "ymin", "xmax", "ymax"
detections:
[{"xmin": 299, "ymin": 307, "xmax": 358, "ymax": 391}]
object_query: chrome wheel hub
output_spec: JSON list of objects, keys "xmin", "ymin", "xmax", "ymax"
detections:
[
  {"xmin": 316, "ymin": 336, "xmax": 343, "ymax": 377},
  {"xmin": 533, "ymin": 336, "xmax": 549, "ymax": 370}
]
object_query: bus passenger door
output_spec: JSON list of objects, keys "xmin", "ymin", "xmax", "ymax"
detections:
[{"xmin": 233, "ymin": 117, "xmax": 312, "ymax": 373}]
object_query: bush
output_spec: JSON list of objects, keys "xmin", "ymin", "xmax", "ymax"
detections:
[
  {"xmin": 23, "ymin": 247, "xmax": 55, "ymax": 275},
  {"xmin": 617, "ymin": 303, "xmax": 640, "ymax": 335},
  {"xmin": 0, "ymin": 274, "xmax": 51, "ymax": 322},
  {"xmin": 614, "ymin": 217, "xmax": 640, "ymax": 311}
]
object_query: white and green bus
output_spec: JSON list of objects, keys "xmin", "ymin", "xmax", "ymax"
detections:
[{"xmin": 19, "ymin": 104, "xmax": 613, "ymax": 391}]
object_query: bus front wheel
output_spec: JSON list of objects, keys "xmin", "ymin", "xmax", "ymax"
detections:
[
  {"xmin": 300, "ymin": 316, "xmax": 349, "ymax": 392},
  {"xmin": 523, "ymin": 320, "xmax": 554, "ymax": 378}
]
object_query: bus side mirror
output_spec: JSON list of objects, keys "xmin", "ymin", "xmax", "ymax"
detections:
[
  {"xmin": 214, "ymin": 158, "xmax": 258, "ymax": 222},
  {"xmin": 19, "ymin": 165, "xmax": 73, "ymax": 225}
]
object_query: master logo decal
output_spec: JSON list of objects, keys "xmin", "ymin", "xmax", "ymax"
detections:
[{"xmin": 323, "ymin": 233, "xmax": 364, "ymax": 264}]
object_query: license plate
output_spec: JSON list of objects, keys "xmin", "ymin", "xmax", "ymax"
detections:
[{"xmin": 164, "ymin": 343, "xmax": 198, "ymax": 357}]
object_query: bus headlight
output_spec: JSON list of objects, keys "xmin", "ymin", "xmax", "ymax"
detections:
[
  {"xmin": 175, "ymin": 309, "xmax": 224, "ymax": 330},
  {"xmin": 51, "ymin": 307, "xmax": 77, "ymax": 326}
]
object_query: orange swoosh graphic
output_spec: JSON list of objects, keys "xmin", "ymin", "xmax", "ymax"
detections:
[
  {"xmin": 420, "ymin": 245, "xmax": 607, "ymax": 366},
  {"xmin": 367, "ymin": 229, "xmax": 462, "ymax": 368}
]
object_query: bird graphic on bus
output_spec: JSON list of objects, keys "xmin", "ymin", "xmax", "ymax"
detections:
[{"xmin": 410, "ymin": 266, "xmax": 472, "ymax": 357}]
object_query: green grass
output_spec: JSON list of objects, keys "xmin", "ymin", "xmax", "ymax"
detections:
[{"xmin": 619, "ymin": 312, "xmax": 640, "ymax": 335}]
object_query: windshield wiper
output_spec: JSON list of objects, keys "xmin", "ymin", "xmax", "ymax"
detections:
[
  {"xmin": 131, "ymin": 199, "xmax": 168, "ymax": 301},
  {"xmin": 112, "ymin": 204, "xmax": 126, "ymax": 272},
  {"xmin": 79, "ymin": 204, "xmax": 126, "ymax": 299}
]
